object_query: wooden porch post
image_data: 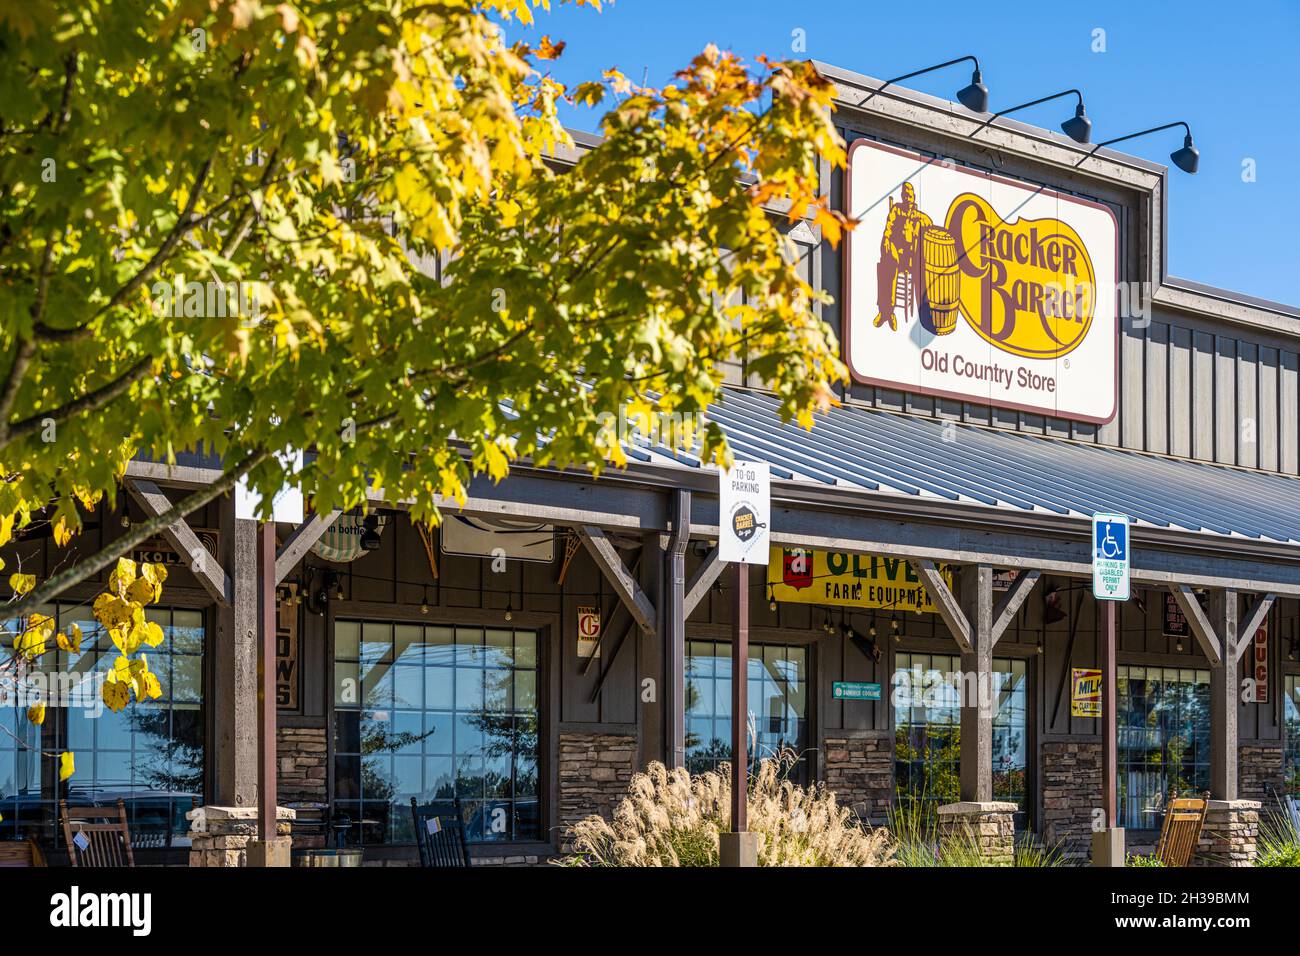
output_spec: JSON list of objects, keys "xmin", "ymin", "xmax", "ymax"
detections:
[
  {"xmin": 1206, "ymin": 589, "xmax": 1239, "ymax": 801},
  {"xmin": 958, "ymin": 564, "xmax": 994, "ymax": 803},
  {"xmin": 213, "ymin": 506, "xmax": 260, "ymax": 807}
]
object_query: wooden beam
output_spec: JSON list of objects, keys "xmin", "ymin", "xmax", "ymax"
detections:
[
  {"xmin": 577, "ymin": 526, "xmax": 657, "ymax": 636},
  {"xmin": 1236, "ymin": 593, "xmax": 1275, "ymax": 664},
  {"xmin": 991, "ymin": 569, "xmax": 1040, "ymax": 646},
  {"xmin": 1207, "ymin": 589, "xmax": 1239, "ymax": 800},
  {"xmin": 1169, "ymin": 584, "xmax": 1222, "ymax": 666},
  {"xmin": 684, "ymin": 546, "xmax": 725, "ymax": 617},
  {"xmin": 126, "ymin": 479, "xmax": 231, "ymax": 606},
  {"xmin": 274, "ymin": 509, "xmax": 340, "ymax": 584},
  {"xmin": 959, "ymin": 564, "xmax": 994, "ymax": 803},
  {"xmin": 910, "ymin": 559, "xmax": 971, "ymax": 653}
]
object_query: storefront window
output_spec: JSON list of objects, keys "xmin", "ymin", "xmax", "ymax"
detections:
[
  {"xmin": 333, "ymin": 621, "xmax": 539, "ymax": 845},
  {"xmin": 1117, "ymin": 665, "xmax": 1210, "ymax": 829},
  {"xmin": 1285, "ymin": 675, "xmax": 1300, "ymax": 795},
  {"xmin": 0, "ymin": 604, "xmax": 205, "ymax": 847},
  {"xmin": 892, "ymin": 654, "xmax": 1027, "ymax": 810},
  {"xmin": 685, "ymin": 640, "xmax": 808, "ymax": 781}
]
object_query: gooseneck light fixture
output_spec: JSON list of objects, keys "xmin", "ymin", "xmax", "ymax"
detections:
[
  {"xmin": 1081, "ymin": 121, "xmax": 1199, "ymax": 173},
  {"xmin": 867, "ymin": 55, "xmax": 989, "ymax": 113},
  {"xmin": 970, "ymin": 89, "xmax": 1091, "ymax": 144}
]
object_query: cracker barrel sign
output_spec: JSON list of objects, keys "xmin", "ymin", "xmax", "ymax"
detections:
[
  {"xmin": 845, "ymin": 140, "xmax": 1119, "ymax": 423},
  {"xmin": 766, "ymin": 547, "xmax": 950, "ymax": 613}
]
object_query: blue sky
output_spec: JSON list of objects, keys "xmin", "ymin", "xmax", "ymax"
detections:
[{"xmin": 514, "ymin": 0, "xmax": 1299, "ymax": 305}]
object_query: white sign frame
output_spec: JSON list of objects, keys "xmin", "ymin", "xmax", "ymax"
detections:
[
  {"xmin": 1091, "ymin": 513, "xmax": 1130, "ymax": 601},
  {"xmin": 843, "ymin": 139, "xmax": 1119, "ymax": 424},
  {"xmin": 718, "ymin": 461, "xmax": 771, "ymax": 565}
]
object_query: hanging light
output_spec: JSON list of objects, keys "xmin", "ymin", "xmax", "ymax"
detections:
[
  {"xmin": 360, "ymin": 513, "xmax": 383, "ymax": 551},
  {"xmin": 767, "ymin": 584, "xmax": 777, "ymax": 612},
  {"xmin": 420, "ymin": 585, "xmax": 429, "ymax": 615},
  {"xmin": 504, "ymin": 596, "xmax": 514, "ymax": 623},
  {"xmin": 870, "ymin": 55, "xmax": 989, "ymax": 113},
  {"xmin": 1082, "ymin": 121, "xmax": 1199, "ymax": 173},
  {"xmin": 970, "ymin": 89, "xmax": 1090, "ymax": 144}
]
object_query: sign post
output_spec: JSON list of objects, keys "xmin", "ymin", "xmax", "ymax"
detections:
[
  {"xmin": 1091, "ymin": 513, "xmax": 1129, "ymax": 867},
  {"xmin": 717, "ymin": 462, "xmax": 770, "ymax": 868}
]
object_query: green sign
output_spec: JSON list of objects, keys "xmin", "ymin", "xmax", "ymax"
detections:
[{"xmin": 832, "ymin": 681, "xmax": 881, "ymax": 701}]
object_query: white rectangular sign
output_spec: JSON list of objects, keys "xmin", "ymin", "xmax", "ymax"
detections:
[
  {"xmin": 718, "ymin": 461, "xmax": 770, "ymax": 565},
  {"xmin": 1091, "ymin": 513, "xmax": 1130, "ymax": 601},
  {"xmin": 844, "ymin": 140, "xmax": 1119, "ymax": 423}
]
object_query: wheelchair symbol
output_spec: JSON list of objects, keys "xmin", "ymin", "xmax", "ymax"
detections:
[{"xmin": 1097, "ymin": 522, "xmax": 1125, "ymax": 560}]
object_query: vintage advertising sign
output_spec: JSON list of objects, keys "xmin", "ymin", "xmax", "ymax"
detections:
[
  {"xmin": 718, "ymin": 461, "xmax": 770, "ymax": 565},
  {"xmin": 133, "ymin": 528, "xmax": 219, "ymax": 569},
  {"xmin": 577, "ymin": 605, "xmax": 601, "ymax": 660},
  {"xmin": 1162, "ymin": 591, "xmax": 1191, "ymax": 638},
  {"xmin": 1253, "ymin": 615, "xmax": 1269, "ymax": 704},
  {"xmin": 1091, "ymin": 513, "xmax": 1130, "ymax": 601},
  {"xmin": 1071, "ymin": 668, "xmax": 1102, "ymax": 718},
  {"xmin": 276, "ymin": 584, "xmax": 299, "ymax": 710},
  {"xmin": 766, "ymin": 547, "xmax": 950, "ymax": 612},
  {"xmin": 844, "ymin": 140, "xmax": 1119, "ymax": 423}
]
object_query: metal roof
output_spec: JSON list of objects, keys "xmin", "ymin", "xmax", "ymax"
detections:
[{"xmin": 625, "ymin": 387, "xmax": 1300, "ymax": 547}]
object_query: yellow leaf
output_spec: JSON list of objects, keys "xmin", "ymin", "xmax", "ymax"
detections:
[
  {"xmin": 140, "ymin": 669, "xmax": 162, "ymax": 700},
  {"xmin": 142, "ymin": 621, "xmax": 165, "ymax": 648},
  {"xmin": 52, "ymin": 517, "xmax": 73, "ymax": 547},
  {"xmin": 0, "ymin": 514, "xmax": 13, "ymax": 547},
  {"xmin": 102, "ymin": 680, "xmax": 130, "ymax": 713},
  {"xmin": 9, "ymin": 572, "xmax": 35, "ymax": 595},
  {"xmin": 27, "ymin": 701, "xmax": 45, "ymax": 725},
  {"xmin": 56, "ymin": 622, "xmax": 82, "ymax": 654},
  {"xmin": 59, "ymin": 751, "xmax": 75, "ymax": 781},
  {"xmin": 127, "ymin": 576, "xmax": 156, "ymax": 606}
]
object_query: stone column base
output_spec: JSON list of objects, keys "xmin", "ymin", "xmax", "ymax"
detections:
[
  {"xmin": 187, "ymin": 805, "xmax": 296, "ymax": 868},
  {"xmin": 936, "ymin": 801, "xmax": 1017, "ymax": 866},
  {"xmin": 1192, "ymin": 799, "xmax": 1260, "ymax": 867}
]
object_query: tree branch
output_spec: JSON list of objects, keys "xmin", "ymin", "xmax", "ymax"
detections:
[{"xmin": 3, "ymin": 448, "xmax": 268, "ymax": 620}]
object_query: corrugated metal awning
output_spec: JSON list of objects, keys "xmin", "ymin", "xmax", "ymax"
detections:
[{"xmin": 626, "ymin": 387, "xmax": 1300, "ymax": 546}]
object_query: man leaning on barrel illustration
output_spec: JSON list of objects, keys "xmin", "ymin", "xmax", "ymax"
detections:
[{"xmin": 874, "ymin": 182, "xmax": 932, "ymax": 331}]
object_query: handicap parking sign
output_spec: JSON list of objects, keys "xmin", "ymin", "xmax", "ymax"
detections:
[{"xmin": 1092, "ymin": 513, "xmax": 1129, "ymax": 601}]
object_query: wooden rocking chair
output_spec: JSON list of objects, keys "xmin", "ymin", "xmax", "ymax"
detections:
[
  {"xmin": 1153, "ymin": 791, "xmax": 1209, "ymax": 867},
  {"xmin": 60, "ymin": 799, "xmax": 135, "ymax": 867}
]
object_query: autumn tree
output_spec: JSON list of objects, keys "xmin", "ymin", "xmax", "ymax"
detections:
[{"xmin": 0, "ymin": 2, "xmax": 850, "ymax": 663}]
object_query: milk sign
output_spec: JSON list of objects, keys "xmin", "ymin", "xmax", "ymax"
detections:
[
  {"xmin": 719, "ymin": 461, "xmax": 771, "ymax": 565},
  {"xmin": 1091, "ymin": 513, "xmax": 1129, "ymax": 601}
]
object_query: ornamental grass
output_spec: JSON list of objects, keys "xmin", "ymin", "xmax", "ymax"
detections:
[{"xmin": 563, "ymin": 749, "xmax": 896, "ymax": 867}]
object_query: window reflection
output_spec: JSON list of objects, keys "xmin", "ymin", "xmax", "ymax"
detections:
[
  {"xmin": 684, "ymin": 640, "xmax": 808, "ymax": 782},
  {"xmin": 0, "ymin": 604, "xmax": 205, "ymax": 847},
  {"xmin": 333, "ymin": 621, "xmax": 540, "ymax": 844},
  {"xmin": 1283, "ymin": 675, "xmax": 1298, "ymax": 796},
  {"xmin": 892, "ymin": 654, "xmax": 1027, "ymax": 812},
  {"xmin": 1117, "ymin": 665, "xmax": 1210, "ymax": 829}
]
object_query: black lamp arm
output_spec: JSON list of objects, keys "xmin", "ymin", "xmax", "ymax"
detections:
[
  {"xmin": 883, "ymin": 54, "xmax": 981, "ymax": 88},
  {"xmin": 969, "ymin": 88, "xmax": 1083, "ymax": 137},
  {"xmin": 1093, "ymin": 120, "xmax": 1192, "ymax": 150}
]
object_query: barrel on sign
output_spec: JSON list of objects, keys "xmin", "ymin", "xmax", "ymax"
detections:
[{"xmin": 920, "ymin": 226, "xmax": 959, "ymax": 336}]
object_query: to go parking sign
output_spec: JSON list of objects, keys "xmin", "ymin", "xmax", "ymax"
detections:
[{"xmin": 1092, "ymin": 513, "xmax": 1130, "ymax": 601}]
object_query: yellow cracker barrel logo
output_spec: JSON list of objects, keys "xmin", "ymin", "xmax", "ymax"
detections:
[{"xmin": 873, "ymin": 186, "xmax": 1095, "ymax": 359}]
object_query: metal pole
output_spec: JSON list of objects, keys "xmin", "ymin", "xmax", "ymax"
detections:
[
  {"xmin": 257, "ymin": 521, "xmax": 277, "ymax": 843},
  {"xmin": 1100, "ymin": 599, "xmax": 1117, "ymax": 828},
  {"xmin": 731, "ymin": 561, "xmax": 748, "ymax": 832}
]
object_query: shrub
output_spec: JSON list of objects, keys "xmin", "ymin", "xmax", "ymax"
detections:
[
  {"xmin": 887, "ymin": 796, "xmax": 1065, "ymax": 867},
  {"xmin": 1126, "ymin": 853, "xmax": 1165, "ymax": 867},
  {"xmin": 1256, "ymin": 802, "xmax": 1300, "ymax": 867},
  {"xmin": 564, "ymin": 750, "xmax": 896, "ymax": 867}
]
